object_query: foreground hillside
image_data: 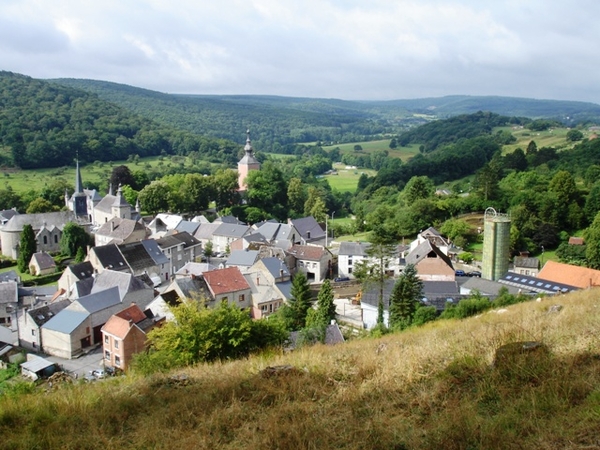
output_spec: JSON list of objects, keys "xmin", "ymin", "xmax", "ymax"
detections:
[{"xmin": 2, "ymin": 291, "xmax": 600, "ymax": 449}]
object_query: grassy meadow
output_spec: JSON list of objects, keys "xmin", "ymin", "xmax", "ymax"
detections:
[
  {"xmin": 322, "ymin": 139, "xmax": 421, "ymax": 161},
  {"xmin": 1, "ymin": 289, "xmax": 599, "ymax": 449}
]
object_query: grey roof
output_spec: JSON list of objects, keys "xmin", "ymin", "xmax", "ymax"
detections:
[
  {"xmin": 461, "ymin": 277, "xmax": 522, "ymax": 296},
  {"xmin": 0, "ymin": 209, "xmax": 18, "ymax": 222},
  {"xmin": 73, "ymin": 277, "xmax": 94, "ymax": 298},
  {"xmin": 118, "ymin": 241, "xmax": 156, "ymax": 272},
  {"xmin": 193, "ymin": 222, "xmax": 222, "ymax": 241},
  {"xmin": 156, "ymin": 232, "xmax": 201, "ymax": 250},
  {"xmin": 112, "ymin": 188, "xmax": 130, "ymax": 207},
  {"xmin": 513, "ymin": 257, "xmax": 540, "ymax": 269},
  {"xmin": 31, "ymin": 252, "xmax": 56, "ymax": 270},
  {"xmin": 290, "ymin": 217, "xmax": 325, "ymax": 241},
  {"xmin": 175, "ymin": 262, "xmax": 217, "ymax": 276},
  {"xmin": 175, "ymin": 221, "xmax": 201, "ymax": 235},
  {"xmin": 0, "ymin": 281, "xmax": 18, "ymax": 304},
  {"xmin": 18, "ymin": 285, "xmax": 58, "ymax": 300},
  {"xmin": 338, "ymin": 241, "xmax": 371, "ymax": 257},
  {"xmin": 361, "ymin": 279, "xmax": 460, "ymax": 311},
  {"xmin": 42, "ymin": 309, "xmax": 89, "ymax": 334},
  {"xmin": 27, "ymin": 299, "xmax": 70, "ymax": 327},
  {"xmin": 3, "ymin": 211, "xmax": 77, "ymax": 232},
  {"xmin": 91, "ymin": 244, "xmax": 129, "ymax": 272},
  {"xmin": 215, "ymin": 215, "xmax": 246, "ymax": 225},
  {"xmin": 260, "ymin": 257, "xmax": 291, "ymax": 279},
  {"xmin": 141, "ymin": 240, "xmax": 170, "ymax": 265},
  {"xmin": 0, "ymin": 270, "xmax": 19, "ymax": 283},
  {"xmin": 21, "ymin": 356, "xmax": 57, "ymax": 373},
  {"xmin": 275, "ymin": 280, "xmax": 292, "ymax": 300},
  {"xmin": 226, "ymin": 250, "xmax": 259, "ymax": 267},
  {"xmin": 499, "ymin": 273, "xmax": 577, "ymax": 294},
  {"xmin": 95, "ymin": 217, "xmax": 145, "ymax": 241},
  {"xmin": 91, "ymin": 270, "xmax": 149, "ymax": 299},
  {"xmin": 72, "ymin": 286, "xmax": 121, "ymax": 314},
  {"xmin": 242, "ymin": 232, "xmax": 269, "ymax": 245},
  {"xmin": 214, "ymin": 223, "xmax": 251, "ymax": 239},
  {"xmin": 94, "ymin": 194, "xmax": 118, "ymax": 213},
  {"xmin": 405, "ymin": 240, "xmax": 454, "ymax": 268},
  {"xmin": 67, "ymin": 261, "xmax": 95, "ymax": 281}
]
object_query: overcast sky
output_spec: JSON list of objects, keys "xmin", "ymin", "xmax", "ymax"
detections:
[{"xmin": 1, "ymin": 0, "xmax": 599, "ymax": 103}]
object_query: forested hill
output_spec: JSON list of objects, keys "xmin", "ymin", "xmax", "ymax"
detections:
[
  {"xmin": 0, "ymin": 72, "xmax": 240, "ymax": 169},
  {"xmin": 51, "ymin": 78, "xmax": 600, "ymax": 151}
]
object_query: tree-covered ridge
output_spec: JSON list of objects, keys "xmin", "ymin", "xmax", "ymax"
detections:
[
  {"xmin": 0, "ymin": 72, "xmax": 240, "ymax": 169},
  {"xmin": 51, "ymin": 78, "xmax": 389, "ymax": 151}
]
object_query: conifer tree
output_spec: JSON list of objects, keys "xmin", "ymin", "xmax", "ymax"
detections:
[
  {"xmin": 17, "ymin": 224, "xmax": 36, "ymax": 273},
  {"xmin": 389, "ymin": 264, "xmax": 423, "ymax": 329},
  {"xmin": 289, "ymin": 272, "xmax": 312, "ymax": 330},
  {"xmin": 313, "ymin": 279, "xmax": 336, "ymax": 327}
]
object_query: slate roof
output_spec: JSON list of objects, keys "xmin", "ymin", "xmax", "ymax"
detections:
[
  {"xmin": 260, "ymin": 257, "xmax": 291, "ymax": 279},
  {"xmin": 3, "ymin": 211, "xmax": 77, "ymax": 232},
  {"xmin": 118, "ymin": 241, "xmax": 156, "ymax": 272},
  {"xmin": 140, "ymin": 239, "xmax": 170, "ymax": 265},
  {"xmin": 338, "ymin": 241, "xmax": 371, "ymax": 257},
  {"xmin": 30, "ymin": 252, "xmax": 56, "ymax": 271},
  {"xmin": 361, "ymin": 279, "xmax": 459, "ymax": 310},
  {"xmin": 175, "ymin": 221, "xmax": 201, "ymax": 235},
  {"xmin": 287, "ymin": 244, "xmax": 328, "ymax": 261},
  {"xmin": 460, "ymin": 277, "xmax": 522, "ymax": 295},
  {"xmin": 405, "ymin": 240, "xmax": 453, "ymax": 268},
  {"xmin": 241, "ymin": 232, "xmax": 269, "ymax": 246},
  {"xmin": 537, "ymin": 260, "xmax": 600, "ymax": 289},
  {"xmin": 27, "ymin": 299, "xmax": 70, "ymax": 327},
  {"xmin": 91, "ymin": 244, "xmax": 129, "ymax": 272},
  {"xmin": 156, "ymin": 231, "xmax": 201, "ymax": 250},
  {"xmin": 0, "ymin": 281, "xmax": 18, "ymax": 304},
  {"xmin": 226, "ymin": 250, "xmax": 259, "ymax": 268},
  {"xmin": 94, "ymin": 194, "xmax": 118, "ymax": 213},
  {"xmin": 499, "ymin": 272, "xmax": 578, "ymax": 294},
  {"xmin": 0, "ymin": 209, "xmax": 18, "ymax": 223},
  {"xmin": 213, "ymin": 223, "xmax": 251, "ymax": 239},
  {"xmin": 67, "ymin": 261, "xmax": 95, "ymax": 281},
  {"xmin": 215, "ymin": 215, "xmax": 245, "ymax": 225},
  {"xmin": 91, "ymin": 270, "xmax": 149, "ymax": 300},
  {"xmin": 42, "ymin": 309, "xmax": 89, "ymax": 334},
  {"xmin": 193, "ymin": 222, "xmax": 222, "ymax": 241},
  {"xmin": 73, "ymin": 277, "xmax": 94, "ymax": 298},
  {"xmin": 175, "ymin": 262, "xmax": 217, "ymax": 277},
  {"xmin": 203, "ymin": 267, "xmax": 250, "ymax": 296},
  {"xmin": 95, "ymin": 217, "xmax": 146, "ymax": 242},
  {"xmin": 0, "ymin": 270, "xmax": 19, "ymax": 283},
  {"xmin": 514, "ymin": 257, "xmax": 539, "ymax": 269},
  {"xmin": 290, "ymin": 217, "xmax": 325, "ymax": 241},
  {"xmin": 71, "ymin": 286, "xmax": 121, "ymax": 314}
]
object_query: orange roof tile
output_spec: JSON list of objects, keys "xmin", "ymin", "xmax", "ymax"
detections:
[
  {"xmin": 203, "ymin": 266, "xmax": 250, "ymax": 295},
  {"xmin": 538, "ymin": 260, "xmax": 600, "ymax": 290},
  {"xmin": 115, "ymin": 304, "xmax": 146, "ymax": 323},
  {"xmin": 102, "ymin": 315, "xmax": 134, "ymax": 340}
]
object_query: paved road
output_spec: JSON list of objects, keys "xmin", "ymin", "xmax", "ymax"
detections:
[{"xmin": 44, "ymin": 345, "xmax": 105, "ymax": 379}]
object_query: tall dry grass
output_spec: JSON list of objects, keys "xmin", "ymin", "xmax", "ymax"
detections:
[{"xmin": 1, "ymin": 290, "xmax": 599, "ymax": 449}]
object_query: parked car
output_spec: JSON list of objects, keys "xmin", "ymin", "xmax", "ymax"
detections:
[
  {"xmin": 455, "ymin": 270, "xmax": 466, "ymax": 277},
  {"xmin": 334, "ymin": 276, "xmax": 350, "ymax": 282},
  {"xmin": 90, "ymin": 369, "xmax": 105, "ymax": 379},
  {"xmin": 467, "ymin": 271, "xmax": 482, "ymax": 277}
]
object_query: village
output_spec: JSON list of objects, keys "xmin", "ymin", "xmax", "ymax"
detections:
[{"xmin": 1, "ymin": 134, "xmax": 600, "ymax": 382}]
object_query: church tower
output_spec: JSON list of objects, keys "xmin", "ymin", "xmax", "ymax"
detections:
[
  {"xmin": 237, "ymin": 129, "xmax": 261, "ymax": 191},
  {"xmin": 69, "ymin": 159, "xmax": 88, "ymax": 218}
]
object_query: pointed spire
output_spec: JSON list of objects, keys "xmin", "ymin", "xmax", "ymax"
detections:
[
  {"xmin": 135, "ymin": 197, "xmax": 141, "ymax": 213},
  {"xmin": 108, "ymin": 183, "xmax": 113, "ymax": 196},
  {"xmin": 244, "ymin": 129, "xmax": 253, "ymax": 155},
  {"xmin": 75, "ymin": 158, "xmax": 83, "ymax": 194}
]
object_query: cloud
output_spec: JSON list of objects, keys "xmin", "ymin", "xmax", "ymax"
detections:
[{"xmin": 0, "ymin": 0, "xmax": 599, "ymax": 102}]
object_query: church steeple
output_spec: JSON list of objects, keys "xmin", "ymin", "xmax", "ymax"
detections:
[
  {"xmin": 237, "ymin": 129, "xmax": 261, "ymax": 192},
  {"xmin": 75, "ymin": 158, "xmax": 83, "ymax": 194}
]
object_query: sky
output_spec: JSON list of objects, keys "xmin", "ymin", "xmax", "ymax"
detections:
[{"xmin": 1, "ymin": 0, "xmax": 599, "ymax": 103}]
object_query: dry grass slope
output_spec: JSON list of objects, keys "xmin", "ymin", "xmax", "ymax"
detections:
[{"xmin": 1, "ymin": 290, "xmax": 600, "ymax": 449}]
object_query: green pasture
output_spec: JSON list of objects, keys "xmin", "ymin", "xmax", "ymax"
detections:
[
  {"xmin": 324, "ymin": 163, "xmax": 376, "ymax": 193},
  {"xmin": 322, "ymin": 140, "xmax": 420, "ymax": 161},
  {"xmin": 496, "ymin": 126, "xmax": 575, "ymax": 154},
  {"xmin": 0, "ymin": 155, "xmax": 205, "ymax": 195}
]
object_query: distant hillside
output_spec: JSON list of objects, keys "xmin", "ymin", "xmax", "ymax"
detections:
[
  {"xmin": 1, "ymin": 290, "xmax": 599, "ymax": 449},
  {"xmin": 0, "ymin": 72, "xmax": 240, "ymax": 169},
  {"xmin": 52, "ymin": 78, "xmax": 600, "ymax": 151}
]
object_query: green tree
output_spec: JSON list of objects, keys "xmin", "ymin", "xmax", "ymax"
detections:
[
  {"xmin": 526, "ymin": 140, "xmax": 538, "ymax": 155},
  {"xmin": 287, "ymin": 177, "xmax": 306, "ymax": 216},
  {"xmin": 203, "ymin": 241, "xmax": 213, "ymax": 261},
  {"xmin": 403, "ymin": 176, "xmax": 435, "ymax": 204},
  {"xmin": 17, "ymin": 224, "xmax": 36, "ymax": 273},
  {"xmin": 307, "ymin": 279, "xmax": 336, "ymax": 328},
  {"xmin": 138, "ymin": 180, "xmax": 170, "ymax": 215},
  {"xmin": 566, "ymin": 129, "xmax": 584, "ymax": 142},
  {"xmin": 440, "ymin": 219, "xmax": 471, "ymax": 248},
  {"xmin": 585, "ymin": 212, "xmax": 600, "ymax": 269},
  {"xmin": 109, "ymin": 165, "xmax": 137, "ymax": 191},
  {"xmin": 60, "ymin": 222, "xmax": 91, "ymax": 258},
  {"xmin": 213, "ymin": 169, "xmax": 240, "ymax": 211},
  {"xmin": 75, "ymin": 246, "xmax": 86, "ymax": 263},
  {"xmin": 388, "ymin": 264, "xmax": 423, "ymax": 329},
  {"xmin": 246, "ymin": 162, "xmax": 288, "ymax": 219},
  {"xmin": 287, "ymin": 272, "xmax": 312, "ymax": 330},
  {"xmin": 26, "ymin": 197, "xmax": 58, "ymax": 214}
]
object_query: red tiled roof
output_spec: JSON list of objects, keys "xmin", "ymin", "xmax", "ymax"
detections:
[
  {"xmin": 203, "ymin": 266, "xmax": 250, "ymax": 295},
  {"xmin": 568, "ymin": 237, "xmax": 585, "ymax": 245},
  {"xmin": 115, "ymin": 304, "xmax": 146, "ymax": 323},
  {"xmin": 538, "ymin": 260, "xmax": 600, "ymax": 289}
]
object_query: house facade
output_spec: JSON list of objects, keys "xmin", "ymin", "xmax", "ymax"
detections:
[
  {"xmin": 202, "ymin": 267, "xmax": 252, "ymax": 308},
  {"xmin": 286, "ymin": 244, "xmax": 332, "ymax": 283},
  {"xmin": 155, "ymin": 232, "xmax": 202, "ymax": 279}
]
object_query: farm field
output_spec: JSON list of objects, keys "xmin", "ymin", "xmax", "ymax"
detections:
[
  {"xmin": 324, "ymin": 163, "xmax": 376, "ymax": 193},
  {"xmin": 322, "ymin": 140, "xmax": 420, "ymax": 161},
  {"xmin": 496, "ymin": 126, "xmax": 574, "ymax": 154}
]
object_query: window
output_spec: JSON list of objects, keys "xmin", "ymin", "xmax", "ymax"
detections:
[
  {"xmin": 239, "ymin": 294, "xmax": 245, "ymax": 302},
  {"xmin": 105, "ymin": 350, "xmax": 111, "ymax": 360},
  {"xmin": 348, "ymin": 258, "xmax": 353, "ymax": 266},
  {"xmin": 348, "ymin": 267, "xmax": 353, "ymax": 274},
  {"xmin": 32, "ymin": 329, "xmax": 36, "ymax": 336},
  {"xmin": 177, "ymin": 254, "xmax": 182, "ymax": 261},
  {"xmin": 115, "ymin": 356, "xmax": 121, "ymax": 367},
  {"xmin": 43, "ymin": 236, "xmax": 48, "ymax": 245},
  {"xmin": 54, "ymin": 235, "xmax": 58, "ymax": 244},
  {"xmin": 104, "ymin": 335, "xmax": 109, "ymax": 344},
  {"xmin": 114, "ymin": 340, "xmax": 119, "ymax": 349}
]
